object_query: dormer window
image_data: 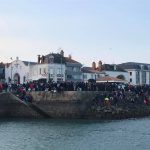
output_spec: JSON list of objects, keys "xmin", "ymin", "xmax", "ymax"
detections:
[
  {"xmin": 49, "ymin": 55, "xmax": 54, "ymax": 63},
  {"xmin": 140, "ymin": 65, "xmax": 144, "ymax": 70}
]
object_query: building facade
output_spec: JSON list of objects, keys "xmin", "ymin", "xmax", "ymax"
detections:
[
  {"xmin": 5, "ymin": 57, "xmax": 36, "ymax": 84},
  {"xmin": 102, "ymin": 64, "xmax": 129, "ymax": 82},
  {"xmin": 81, "ymin": 68, "xmax": 105, "ymax": 82},
  {"xmin": 5, "ymin": 51, "xmax": 83, "ymax": 84},
  {"xmin": 0, "ymin": 63, "xmax": 5, "ymax": 82},
  {"xmin": 30, "ymin": 52, "xmax": 66, "ymax": 82},
  {"xmin": 65, "ymin": 55, "xmax": 82, "ymax": 82},
  {"xmin": 33, "ymin": 51, "xmax": 82, "ymax": 82},
  {"xmin": 81, "ymin": 61, "xmax": 129, "ymax": 83},
  {"xmin": 119, "ymin": 62, "xmax": 150, "ymax": 85}
]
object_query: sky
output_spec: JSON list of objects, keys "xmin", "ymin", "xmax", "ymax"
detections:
[{"xmin": 0, "ymin": 0, "xmax": 150, "ymax": 66}]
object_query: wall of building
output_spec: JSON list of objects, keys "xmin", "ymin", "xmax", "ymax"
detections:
[
  {"xmin": 104, "ymin": 71, "xmax": 129, "ymax": 82},
  {"xmin": 126, "ymin": 69, "xmax": 150, "ymax": 85},
  {"xmin": 30, "ymin": 64, "xmax": 47, "ymax": 81},
  {"xmin": 30, "ymin": 63, "xmax": 66, "ymax": 82},
  {"xmin": 82, "ymin": 72, "xmax": 104, "ymax": 82},
  {"xmin": 66, "ymin": 63, "xmax": 82, "ymax": 82},
  {"xmin": 5, "ymin": 60, "xmax": 30, "ymax": 84},
  {"xmin": 48, "ymin": 64, "xmax": 66, "ymax": 82},
  {"xmin": 146, "ymin": 72, "xmax": 150, "ymax": 85}
]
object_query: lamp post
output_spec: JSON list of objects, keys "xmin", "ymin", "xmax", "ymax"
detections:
[
  {"xmin": 95, "ymin": 73, "xmax": 96, "ymax": 82},
  {"xmin": 10, "ymin": 57, "xmax": 13, "ymax": 83},
  {"xmin": 61, "ymin": 56, "xmax": 62, "ymax": 81}
]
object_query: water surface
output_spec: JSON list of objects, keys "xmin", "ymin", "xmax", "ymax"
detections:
[{"xmin": 0, "ymin": 118, "xmax": 150, "ymax": 150}]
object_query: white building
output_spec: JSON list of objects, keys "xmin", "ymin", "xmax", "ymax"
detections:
[
  {"xmin": 5, "ymin": 57, "xmax": 36, "ymax": 84},
  {"xmin": 81, "ymin": 68, "xmax": 105, "ymax": 82},
  {"xmin": 34, "ymin": 51, "xmax": 82, "ymax": 82},
  {"xmin": 119, "ymin": 62, "xmax": 150, "ymax": 85},
  {"xmin": 100, "ymin": 64, "xmax": 129, "ymax": 82},
  {"xmin": 30, "ymin": 63, "xmax": 66, "ymax": 82},
  {"xmin": 81, "ymin": 61, "xmax": 129, "ymax": 83},
  {"xmin": 81, "ymin": 62, "xmax": 106, "ymax": 82},
  {"xmin": 65, "ymin": 55, "xmax": 82, "ymax": 82},
  {"xmin": 5, "ymin": 50, "xmax": 83, "ymax": 84}
]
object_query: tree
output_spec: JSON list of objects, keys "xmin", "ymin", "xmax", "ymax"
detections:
[{"xmin": 117, "ymin": 74, "xmax": 125, "ymax": 80}]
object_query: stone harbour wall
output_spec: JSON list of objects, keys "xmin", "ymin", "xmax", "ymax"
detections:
[{"xmin": 0, "ymin": 91, "xmax": 150, "ymax": 119}]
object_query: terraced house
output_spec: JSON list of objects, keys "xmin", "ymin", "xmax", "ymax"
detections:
[
  {"xmin": 5, "ymin": 50, "xmax": 82, "ymax": 84},
  {"xmin": 119, "ymin": 62, "xmax": 150, "ymax": 85}
]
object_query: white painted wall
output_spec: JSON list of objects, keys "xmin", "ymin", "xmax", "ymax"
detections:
[
  {"xmin": 82, "ymin": 72, "xmax": 105, "ymax": 82},
  {"xmin": 124, "ymin": 69, "xmax": 150, "ymax": 85},
  {"xmin": 146, "ymin": 72, "xmax": 150, "ymax": 85},
  {"xmin": 5, "ymin": 59, "xmax": 30, "ymax": 84},
  {"xmin": 104, "ymin": 71, "xmax": 129, "ymax": 82},
  {"xmin": 48, "ymin": 63, "xmax": 66, "ymax": 82},
  {"xmin": 30, "ymin": 63, "xmax": 66, "ymax": 82}
]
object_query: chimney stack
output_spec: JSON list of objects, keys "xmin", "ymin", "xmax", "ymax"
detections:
[
  {"xmin": 114, "ymin": 64, "xmax": 117, "ymax": 71},
  {"xmin": 38, "ymin": 55, "xmax": 41, "ymax": 64},
  {"xmin": 92, "ymin": 62, "xmax": 96, "ymax": 70},
  {"xmin": 60, "ymin": 50, "xmax": 64, "ymax": 57},
  {"xmin": 41, "ymin": 55, "xmax": 45, "ymax": 64},
  {"xmin": 68, "ymin": 54, "xmax": 72, "ymax": 59},
  {"xmin": 98, "ymin": 61, "xmax": 102, "ymax": 71}
]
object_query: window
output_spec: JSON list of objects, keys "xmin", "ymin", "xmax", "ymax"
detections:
[
  {"xmin": 67, "ymin": 75, "xmax": 72, "ymax": 79},
  {"xmin": 57, "ymin": 68, "xmax": 61, "ymax": 74},
  {"xmin": 49, "ymin": 55, "xmax": 54, "ymax": 63},
  {"xmin": 39, "ymin": 68, "xmax": 41, "ymax": 74},
  {"xmin": 68, "ymin": 67, "xmax": 73, "ymax": 71},
  {"xmin": 43, "ymin": 68, "xmax": 46, "ymax": 74},
  {"xmin": 136, "ymin": 71, "xmax": 140, "ymax": 84},
  {"xmin": 57, "ymin": 78, "xmax": 63, "ymax": 81},
  {"xmin": 130, "ymin": 78, "xmax": 132, "ymax": 82},
  {"xmin": 0, "ymin": 68, "xmax": 3, "ymax": 74},
  {"xmin": 23, "ymin": 76, "xmax": 26, "ymax": 82},
  {"xmin": 83, "ymin": 74, "xmax": 87, "ymax": 79},
  {"xmin": 49, "ymin": 68, "xmax": 53, "ymax": 74},
  {"xmin": 97, "ymin": 74, "xmax": 101, "ymax": 78},
  {"xmin": 142, "ymin": 71, "xmax": 146, "ymax": 84},
  {"xmin": 130, "ymin": 72, "xmax": 132, "ymax": 76}
]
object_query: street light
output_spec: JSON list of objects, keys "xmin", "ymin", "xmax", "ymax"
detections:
[
  {"xmin": 95, "ymin": 73, "xmax": 97, "ymax": 82},
  {"xmin": 61, "ymin": 56, "xmax": 62, "ymax": 81},
  {"xmin": 10, "ymin": 57, "xmax": 13, "ymax": 83}
]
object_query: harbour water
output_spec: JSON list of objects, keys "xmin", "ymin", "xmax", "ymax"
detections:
[{"xmin": 0, "ymin": 118, "xmax": 150, "ymax": 150}]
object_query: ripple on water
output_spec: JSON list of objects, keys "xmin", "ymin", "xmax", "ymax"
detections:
[{"xmin": 0, "ymin": 118, "xmax": 150, "ymax": 150}]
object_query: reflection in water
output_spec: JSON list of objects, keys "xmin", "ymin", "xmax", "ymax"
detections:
[{"xmin": 0, "ymin": 118, "xmax": 150, "ymax": 150}]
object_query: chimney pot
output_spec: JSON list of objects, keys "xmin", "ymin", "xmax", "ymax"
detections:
[
  {"xmin": 98, "ymin": 61, "xmax": 102, "ymax": 71},
  {"xmin": 92, "ymin": 62, "xmax": 96, "ymax": 70}
]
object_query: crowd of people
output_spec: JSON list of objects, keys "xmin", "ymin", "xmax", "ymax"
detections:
[{"xmin": 0, "ymin": 81, "xmax": 150, "ymax": 106}]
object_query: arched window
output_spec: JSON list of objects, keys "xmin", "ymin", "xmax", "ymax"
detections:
[{"xmin": 49, "ymin": 55, "xmax": 54, "ymax": 63}]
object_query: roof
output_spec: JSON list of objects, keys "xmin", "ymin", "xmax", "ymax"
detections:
[
  {"xmin": 96, "ymin": 76, "xmax": 128, "ymax": 83},
  {"xmin": 102, "ymin": 64, "xmax": 126, "ymax": 72},
  {"xmin": 119, "ymin": 62, "xmax": 150, "ymax": 70},
  {"xmin": 81, "ymin": 67, "xmax": 105, "ymax": 74},
  {"xmin": 65, "ymin": 57, "xmax": 81, "ymax": 64},
  {"xmin": 0, "ymin": 63, "xmax": 5, "ymax": 68},
  {"xmin": 23, "ymin": 61, "xmax": 37, "ymax": 66},
  {"xmin": 45, "ymin": 53, "xmax": 66, "ymax": 64}
]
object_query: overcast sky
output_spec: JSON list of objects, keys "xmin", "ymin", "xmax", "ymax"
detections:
[{"xmin": 0, "ymin": 0, "xmax": 150, "ymax": 66}]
